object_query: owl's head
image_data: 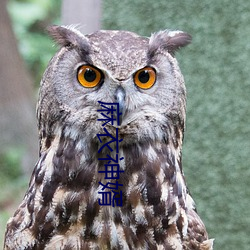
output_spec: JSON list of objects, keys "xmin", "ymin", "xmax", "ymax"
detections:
[{"xmin": 37, "ymin": 25, "xmax": 191, "ymax": 146}]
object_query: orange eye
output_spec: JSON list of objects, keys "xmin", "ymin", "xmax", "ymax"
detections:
[
  {"xmin": 134, "ymin": 67, "xmax": 156, "ymax": 89},
  {"xmin": 77, "ymin": 65, "xmax": 103, "ymax": 88}
]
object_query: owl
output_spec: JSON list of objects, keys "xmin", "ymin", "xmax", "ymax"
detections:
[{"xmin": 4, "ymin": 25, "xmax": 213, "ymax": 250}]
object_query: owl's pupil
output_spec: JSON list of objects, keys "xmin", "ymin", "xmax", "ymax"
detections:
[
  {"xmin": 138, "ymin": 70, "xmax": 150, "ymax": 83},
  {"xmin": 84, "ymin": 68, "xmax": 96, "ymax": 82}
]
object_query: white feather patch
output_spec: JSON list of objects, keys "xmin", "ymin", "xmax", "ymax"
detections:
[
  {"xmin": 146, "ymin": 145, "xmax": 158, "ymax": 162},
  {"xmin": 180, "ymin": 208, "xmax": 188, "ymax": 236},
  {"xmin": 160, "ymin": 182, "xmax": 169, "ymax": 203},
  {"xmin": 133, "ymin": 201, "xmax": 147, "ymax": 225},
  {"xmin": 167, "ymin": 30, "xmax": 184, "ymax": 38}
]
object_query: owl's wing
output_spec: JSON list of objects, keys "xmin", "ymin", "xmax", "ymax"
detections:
[{"xmin": 183, "ymin": 194, "xmax": 214, "ymax": 250}]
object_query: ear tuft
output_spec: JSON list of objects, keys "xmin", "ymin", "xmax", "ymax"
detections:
[
  {"xmin": 47, "ymin": 25, "xmax": 90, "ymax": 52},
  {"xmin": 148, "ymin": 30, "xmax": 192, "ymax": 57}
]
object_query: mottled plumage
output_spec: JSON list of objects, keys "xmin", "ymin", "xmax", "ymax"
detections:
[{"xmin": 4, "ymin": 25, "xmax": 213, "ymax": 249}]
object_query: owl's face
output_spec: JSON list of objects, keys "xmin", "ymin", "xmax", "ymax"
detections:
[{"xmin": 38, "ymin": 26, "xmax": 191, "ymax": 145}]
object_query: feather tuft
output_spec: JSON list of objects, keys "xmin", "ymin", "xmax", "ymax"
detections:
[
  {"xmin": 47, "ymin": 25, "xmax": 90, "ymax": 54},
  {"xmin": 200, "ymin": 239, "xmax": 214, "ymax": 250},
  {"xmin": 148, "ymin": 30, "xmax": 192, "ymax": 57}
]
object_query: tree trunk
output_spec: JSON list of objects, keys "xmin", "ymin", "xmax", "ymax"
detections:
[
  {"xmin": 0, "ymin": 0, "xmax": 38, "ymax": 174},
  {"xmin": 61, "ymin": 0, "xmax": 102, "ymax": 34}
]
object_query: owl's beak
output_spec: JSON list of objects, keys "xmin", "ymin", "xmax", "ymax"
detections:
[{"xmin": 115, "ymin": 86, "xmax": 126, "ymax": 125}]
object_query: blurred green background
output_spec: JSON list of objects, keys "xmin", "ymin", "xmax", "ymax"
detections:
[{"xmin": 1, "ymin": 0, "xmax": 250, "ymax": 249}]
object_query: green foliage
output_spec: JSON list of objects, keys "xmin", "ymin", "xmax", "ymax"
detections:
[
  {"xmin": 0, "ymin": 148, "xmax": 23, "ymax": 187},
  {"xmin": 7, "ymin": 0, "xmax": 61, "ymax": 85},
  {"xmin": 103, "ymin": 0, "xmax": 250, "ymax": 249},
  {"xmin": 0, "ymin": 2, "xmax": 61, "ymax": 242}
]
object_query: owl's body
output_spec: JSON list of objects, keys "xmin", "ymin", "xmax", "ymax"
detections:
[{"xmin": 4, "ymin": 26, "xmax": 213, "ymax": 249}]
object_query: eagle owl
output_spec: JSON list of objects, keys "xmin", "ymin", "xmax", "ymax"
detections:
[{"xmin": 4, "ymin": 25, "xmax": 213, "ymax": 250}]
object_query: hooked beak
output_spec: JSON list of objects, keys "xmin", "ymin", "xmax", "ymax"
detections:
[{"xmin": 115, "ymin": 87, "xmax": 126, "ymax": 125}]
